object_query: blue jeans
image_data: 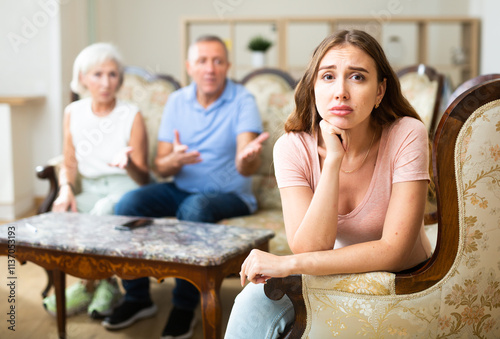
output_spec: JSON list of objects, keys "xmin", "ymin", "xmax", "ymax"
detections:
[
  {"xmin": 115, "ymin": 182, "xmax": 251, "ymax": 310},
  {"xmin": 224, "ymin": 283, "xmax": 294, "ymax": 339}
]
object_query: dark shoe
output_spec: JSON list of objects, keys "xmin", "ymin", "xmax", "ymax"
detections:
[
  {"xmin": 161, "ymin": 307, "xmax": 196, "ymax": 339},
  {"xmin": 101, "ymin": 300, "xmax": 157, "ymax": 330}
]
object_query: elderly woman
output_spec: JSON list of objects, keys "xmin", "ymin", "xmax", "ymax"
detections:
[
  {"xmin": 43, "ymin": 42, "xmax": 149, "ymax": 319},
  {"xmin": 224, "ymin": 29, "xmax": 433, "ymax": 338}
]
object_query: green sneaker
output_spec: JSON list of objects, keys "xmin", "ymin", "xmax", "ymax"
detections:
[
  {"xmin": 43, "ymin": 281, "xmax": 93, "ymax": 316},
  {"xmin": 87, "ymin": 279, "xmax": 122, "ymax": 319}
]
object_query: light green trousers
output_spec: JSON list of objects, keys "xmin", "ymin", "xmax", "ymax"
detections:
[{"xmin": 76, "ymin": 175, "xmax": 139, "ymax": 216}]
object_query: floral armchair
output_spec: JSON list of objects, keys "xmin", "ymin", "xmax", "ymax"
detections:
[
  {"xmin": 264, "ymin": 79, "xmax": 500, "ymax": 338},
  {"xmin": 219, "ymin": 68, "xmax": 297, "ymax": 256}
]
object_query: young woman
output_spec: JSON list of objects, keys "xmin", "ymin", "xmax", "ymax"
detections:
[
  {"xmin": 225, "ymin": 29, "xmax": 432, "ymax": 338},
  {"xmin": 44, "ymin": 43, "xmax": 149, "ymax": 319}
]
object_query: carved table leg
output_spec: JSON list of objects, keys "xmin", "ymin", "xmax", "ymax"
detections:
[
  {"xmin": 53, "ymin": 269, "xmax": 66, "ymax": 339},
  {"xmin": 197, "ymin": 269, "xmax": 224, "ymax": 339}
]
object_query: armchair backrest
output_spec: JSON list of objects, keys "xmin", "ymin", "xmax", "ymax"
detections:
[
  {"xmin": 432, "ymin": 78, "xmax": 500, "ymax": 336},
  {"xmin": 397, "ymin": 79, "xmax": 500, "ymax": 293},
  {"xmin": 241, "ymin": 68, "xmax": 297, "ymax": 210},
  {"xmin": 397, "ymin": 64, "xmax": 444, "ymax": 136},
  {"xmin": 446, "ymin": 73, "xmax": 500, "ymax": 107}
]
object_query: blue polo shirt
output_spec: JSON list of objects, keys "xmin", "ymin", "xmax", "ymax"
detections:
[{"xmin": 158, "ymin": 79, "xmax": 263, "ymax": 212}]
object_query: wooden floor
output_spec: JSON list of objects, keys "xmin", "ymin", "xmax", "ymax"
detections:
[{"xmin": 0, "ymin": 209, "xmax": 243, "ymax": 339}]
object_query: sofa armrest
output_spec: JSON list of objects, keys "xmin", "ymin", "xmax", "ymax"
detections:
[{"xmin": 36, "ymin": 164, "xmax": 59, "ymax": 214}]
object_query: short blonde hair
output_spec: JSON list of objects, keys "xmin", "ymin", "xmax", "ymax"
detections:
[{"xmin": 70, "ymin": 42, "xmax": 124, "ymax": 96}]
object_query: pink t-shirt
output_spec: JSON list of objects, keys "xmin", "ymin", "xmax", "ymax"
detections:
[{"xmin": 273, "ymin": 117, "xmax": 430, "ymax": 249}]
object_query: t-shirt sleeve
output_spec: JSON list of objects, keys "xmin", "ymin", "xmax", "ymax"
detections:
[
  {"xmin": 392, "ymin": 118, "xmax": 430, "ymax": 184},
  {"xmin": 235, "ymin": 91, "xmax": 263, "ymax": 135},
  {"xmin": 157, "ymin": 91, "xmax": 179, "ymax": 143},
  {"xmin": 273, "ymin": 134, "xmax": 311, "ymax": 188}
]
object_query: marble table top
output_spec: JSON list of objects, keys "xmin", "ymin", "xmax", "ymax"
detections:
[{"xmin": 0, "ymin": 212, "xmax": 274, "ymax": 266}]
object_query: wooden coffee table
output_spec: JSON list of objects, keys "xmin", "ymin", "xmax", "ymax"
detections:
[{"xmin": 0, "ymin": 212, "xmax": 273, "ymax": 339}]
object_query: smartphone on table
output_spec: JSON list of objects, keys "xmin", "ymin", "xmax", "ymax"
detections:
[{"xmin": 115, "ymin": 218, "xmax": 153, "ymax": 231}]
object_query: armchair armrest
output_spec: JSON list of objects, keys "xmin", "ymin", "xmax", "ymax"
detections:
[
  {"xmin": 264, "ymin": 275, "xmax": 306, "ymax": 339},
  {"xmin": 264, "ymin": 271, "xmax": 397, "ymax": 339}
]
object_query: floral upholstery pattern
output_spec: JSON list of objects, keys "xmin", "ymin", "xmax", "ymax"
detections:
[
  {"xmin": 299, "ymin": 99, "xmax": 500, "ymax": 338},
  {"xmin": 117, "ymin": 73, "xmax": 179, "ymax": 173},
  {"xmin": 220, "ymin": 72, "xmax": 296, "ymax": 256},
  {"xmin": 399, "ymin": 72, "xmax": 439, "ymax": 133},
  {"xmin": 303, "ymin": 272, "xmax": 396, "ymax": 296}
]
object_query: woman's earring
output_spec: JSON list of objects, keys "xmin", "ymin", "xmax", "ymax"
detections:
[{"xmin": 375, "ymin": 102, "xmax": 380, "ymax": 109}]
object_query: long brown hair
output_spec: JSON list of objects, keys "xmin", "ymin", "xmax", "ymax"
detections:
[{"xmin": 285, "ymin": 29, "xmax": 420, "ymax": 134}]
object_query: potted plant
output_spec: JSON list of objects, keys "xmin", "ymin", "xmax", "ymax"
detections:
[{"xmin": 248, "ymin": 35, "xmax": 272, "ymax": 68}]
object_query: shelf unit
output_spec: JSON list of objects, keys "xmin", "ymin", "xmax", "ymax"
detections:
[{"xmin": 182, "ymin": 16, "xmax": 479, "ymax": 87}]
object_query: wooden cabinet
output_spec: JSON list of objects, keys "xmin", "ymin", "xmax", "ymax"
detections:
[{"xmin": 182, "ymin": 16, "xmax": 479, "ymax": 88}]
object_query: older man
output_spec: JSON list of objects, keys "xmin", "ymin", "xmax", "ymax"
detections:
[{"xmin": 103, "ymin": 36, "xmax": 268, "ymax": 339}]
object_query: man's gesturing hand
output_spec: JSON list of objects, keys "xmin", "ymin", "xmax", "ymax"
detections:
[
  {"xmin": 238, "ymin": 132, "xmax": 270, "ymax": 163},
  {"xmin": 173, "ymin": 129, "xmax": 202, "ymax": 166}
]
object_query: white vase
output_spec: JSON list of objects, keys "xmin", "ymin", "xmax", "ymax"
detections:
[{"xmin": 251, "ymin": 51, "xmax": 266, "ymax": 68}]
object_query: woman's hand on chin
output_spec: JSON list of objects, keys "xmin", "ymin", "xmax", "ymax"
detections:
[{"xmin": 319, "ymin": 119, "xmax": 349, "ymax": 157}]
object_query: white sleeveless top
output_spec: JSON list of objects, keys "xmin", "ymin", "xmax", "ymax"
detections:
[{"xmin": 68, "ymin": 98, "xmax": 139, "ymax": 178}]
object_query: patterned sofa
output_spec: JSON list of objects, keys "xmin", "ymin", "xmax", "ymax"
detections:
[{"xmin": 264, "ymin": 79, "xmax": 500, "ymax": 338}]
